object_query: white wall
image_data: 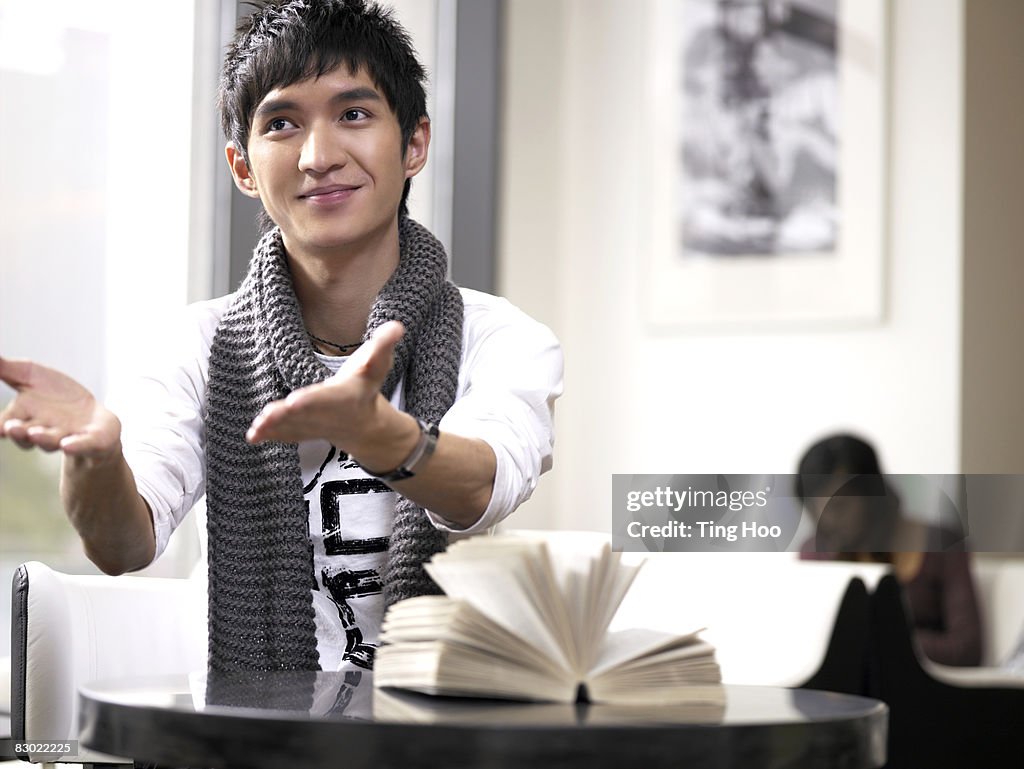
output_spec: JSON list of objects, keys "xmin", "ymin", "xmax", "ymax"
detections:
[{"xmin": 499, "ymin": 0, "xmax": 965, "ymax": 533}]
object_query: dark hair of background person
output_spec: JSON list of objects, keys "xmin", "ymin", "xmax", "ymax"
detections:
[
  {"xmin": 795, "ymin": 432, "xmax": 902, "ymax": 556},
  {"xmin": 794, "ymin": 432, "xmax": 884, "ymax": 501}
]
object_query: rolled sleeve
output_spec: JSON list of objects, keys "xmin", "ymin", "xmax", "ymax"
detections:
[
  {"xmin": 106, "ymin": 297, "xmax": 227, "ymax": 563},
  {"xmin": 425, "ymin": 289, "xmax": 563, "ymax": 533},
  {"xmin": 119, "ymin": 379, "xmax": 206, "ymax": 561}
]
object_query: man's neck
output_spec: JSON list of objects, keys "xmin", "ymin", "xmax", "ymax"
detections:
[{"xmin": 284, "ymin": 221, "xmax": 401, "ymax": 351}]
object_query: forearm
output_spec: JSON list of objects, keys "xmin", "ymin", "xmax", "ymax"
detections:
[
  {"xmin": 349, "ymin": 400, "xmax": 496, "ymax": 527},
  {"xmin": 392, "ymin": 433, "xmax": 496, "ymax": 527},
  {"xmin": 61, "ymin": 448, "xmax": 156, "ymax": 575}
]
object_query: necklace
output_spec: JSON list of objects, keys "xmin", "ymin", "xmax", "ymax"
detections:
[{"xmin": 307, "ymin": 330, "xmax": 363, "ymax": 354}]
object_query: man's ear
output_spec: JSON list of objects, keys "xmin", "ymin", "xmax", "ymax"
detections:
[
  {"xmin": 404, "ymin": 117, "xmax": 431, "ymax": 179},
  {"xmin": 226, "ymin": 142, "xmax": 260, "ymax": 198}
]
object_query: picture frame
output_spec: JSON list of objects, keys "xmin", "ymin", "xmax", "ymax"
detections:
[{"xmin": 642, "ymin": 0, "xmax": 889, "ymax": 329}]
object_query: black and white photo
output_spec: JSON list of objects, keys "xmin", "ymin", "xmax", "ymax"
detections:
[{"xmin": 681, "ymin": 0, "xmax": 839, "ymax": 257}]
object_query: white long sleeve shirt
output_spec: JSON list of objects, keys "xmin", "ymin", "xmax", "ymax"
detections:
[{"xmin": 109, "ymin": 286, "xmax": 562, "ymax": 670}]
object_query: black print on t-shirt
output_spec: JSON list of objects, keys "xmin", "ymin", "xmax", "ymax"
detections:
[
  {"xmin": 337, "ymin": 451, "xmax": 363, "ymax": 471},
  {"xmin": 304, "ymin": 446, "xmax": 337, "ymax": 494},
  {"xmin": 305, "ymin": 499, "xmax": 318, "ymax": 591},
  {"xmin": 322, "ymin": 566, "xmax": 381, "ymax": 669},
  {"xmin": 321, "ymin": 479, "xmax": 392, "ymax": 556},
  {"xmin": 326, "ymin": 669, "xmax": 364, "ymax": 716},
  {"xmin": 306, "ymin": 444, "xmax": 395, "ymax": 671},
  {"xmin": 304, "ymin": 447, "xmax": 363, "ymax": 496},
  {"xmin": 322, "ymin": 567, "xmax": 383, "ymax": 603},
  {"xmin": 341, "ymin": 618, "xmax": 374, "ymax": 669}
]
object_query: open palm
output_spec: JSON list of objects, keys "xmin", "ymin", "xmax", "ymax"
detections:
[
  {"xmin": 246, "ymin": 320, "xmax": 404, "ymax": 448},
  {"xmin": 0, "ymin": 357, "xmax": 120, "ymax": 456}
]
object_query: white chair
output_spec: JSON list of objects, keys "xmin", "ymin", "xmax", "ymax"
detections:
[
  {"xmin": 613, "ymin": 552, "xmax": 890, "ymax": 688},
  {"xmin": 10, "ymin": 561, "xmax": 206, "ymax": 765},
  {"xmin": 972, "ymin": 554, "xmax": 1024, "ymax": 667}
]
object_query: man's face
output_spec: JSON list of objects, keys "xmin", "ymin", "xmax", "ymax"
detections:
[{"xmin": 228, "ymin": 65, "xmax": 428, "ymax": 258}]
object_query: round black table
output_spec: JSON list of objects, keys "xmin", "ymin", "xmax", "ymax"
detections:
[{"xmin": 79, "ymin": 672, "xmax": 887, "ymax": 769}]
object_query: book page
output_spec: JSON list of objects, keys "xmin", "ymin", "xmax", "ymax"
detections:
[
  {"xmin": 587, "ymin": 630, "xmax": 722, "ymax": 706},
  {"xmin": 381, "ymin": 597, "xmax": 567, "ymax": 678},
  {"xmin": 585, "ymin": 551, "xmax": 643, "ymax": 663},
  {"xmin": 374, "ymin": 641, "xmax": 576, "ymax": 702},
  {"xmin": 498, "ymin": 532, "xmax": 643, "ymax": 672},
  {"xmin": 588, "ymin": 627, "xmax": 707, "ymax": 677},
  {"xmin": 551, "ymin": 546, "xmax": 605, "ymax": 670},
  {"xmin": 424, "ymin": 539, "xmax": 575, "ymax": 673}
]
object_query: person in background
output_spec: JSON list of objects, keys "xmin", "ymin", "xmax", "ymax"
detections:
[{"xmin": 796, "ymin": 433, "xmax": 982, "ymax": 667}]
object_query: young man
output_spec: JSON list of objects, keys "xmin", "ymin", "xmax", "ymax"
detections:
[{"xmin": 0, "ymin": 0, "xmax": 562, "ymax": 674}]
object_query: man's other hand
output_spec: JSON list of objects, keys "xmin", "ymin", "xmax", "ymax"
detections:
[{"xmin": 0, "ymin": 356, "xmax": 121, "ymax": 458}]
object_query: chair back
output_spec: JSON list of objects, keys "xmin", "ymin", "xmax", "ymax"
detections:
[
  {"xmin": 614, "ymin": 553, "xmax": 888, "ymax": 687},
  {"xmin": 972, "ymin": 555, "xmax": 1024, "ymax": 665}
]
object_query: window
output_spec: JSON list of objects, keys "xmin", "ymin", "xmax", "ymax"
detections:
[{"xmin": 0, "ymin": 0, "xmax": 200, "ymax": 656}]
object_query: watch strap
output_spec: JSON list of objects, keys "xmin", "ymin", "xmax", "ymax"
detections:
[{"xmin": 362, "ymin": 419, "xmax": 439, "ymax": 482}]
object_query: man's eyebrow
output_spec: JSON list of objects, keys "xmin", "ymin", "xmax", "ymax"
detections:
[
  {"xmin": 254, "ymin": 99, "xmax": 299, "ymax": 120},
  {"xmin": 254, "ymin": 87, "xmax": 383, "ymax": 120},
  {"xmin": 330, "ymin": 87, "xmax": 383, "ymax": 105}
]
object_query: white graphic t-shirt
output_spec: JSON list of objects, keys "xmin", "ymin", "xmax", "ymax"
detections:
[
  {"xmin": 301, "ymin": 353, "xmax": 398, "ymax": 671},
  {"xmin": 301, "ymin": 438, "xmax": 393, "ymax": 670}
]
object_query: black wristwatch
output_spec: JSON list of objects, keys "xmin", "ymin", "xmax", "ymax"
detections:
[{"xmin": 362, "ymin": 419, "xmax": 439, "ymax": 482}]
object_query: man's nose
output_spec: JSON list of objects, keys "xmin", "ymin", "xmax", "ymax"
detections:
[{"xmin": 298, "ymin": 122, "xmax": 347, "ymax": 174}]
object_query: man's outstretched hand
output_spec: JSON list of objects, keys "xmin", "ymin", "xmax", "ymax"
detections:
[
  {"xmin": 248, "ymin": 318, "xmax": 494, "ymax": 523},
  {"xmin": 246, "ymin": 320, "xmax": 408, "ymax": 453},
  {"xmin": 1, "ymin": 355, "xmax": 155, "ymax": 574},
  {"xmin": 0, "ymin": 356, "xmax": 121, "ymax": 458}
]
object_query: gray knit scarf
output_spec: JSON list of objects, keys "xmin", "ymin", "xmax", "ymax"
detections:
[{"xmin": 204, "ymin": 217, "xmax": 463, "ymax": 672}]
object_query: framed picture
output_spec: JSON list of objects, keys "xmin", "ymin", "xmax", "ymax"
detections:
[{"xmin": 643, "ymin": 0, "xmax": 888, "ymax": 328}]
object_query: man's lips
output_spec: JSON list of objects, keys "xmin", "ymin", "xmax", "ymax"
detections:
[{"xmin": 299, "ymin": 184, "xmax": 360, "ymax": 201}]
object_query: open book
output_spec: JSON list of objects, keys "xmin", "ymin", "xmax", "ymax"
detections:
[{"xmin": 374, "ymin": 533, "xmax": 722, "ymax": 704}]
